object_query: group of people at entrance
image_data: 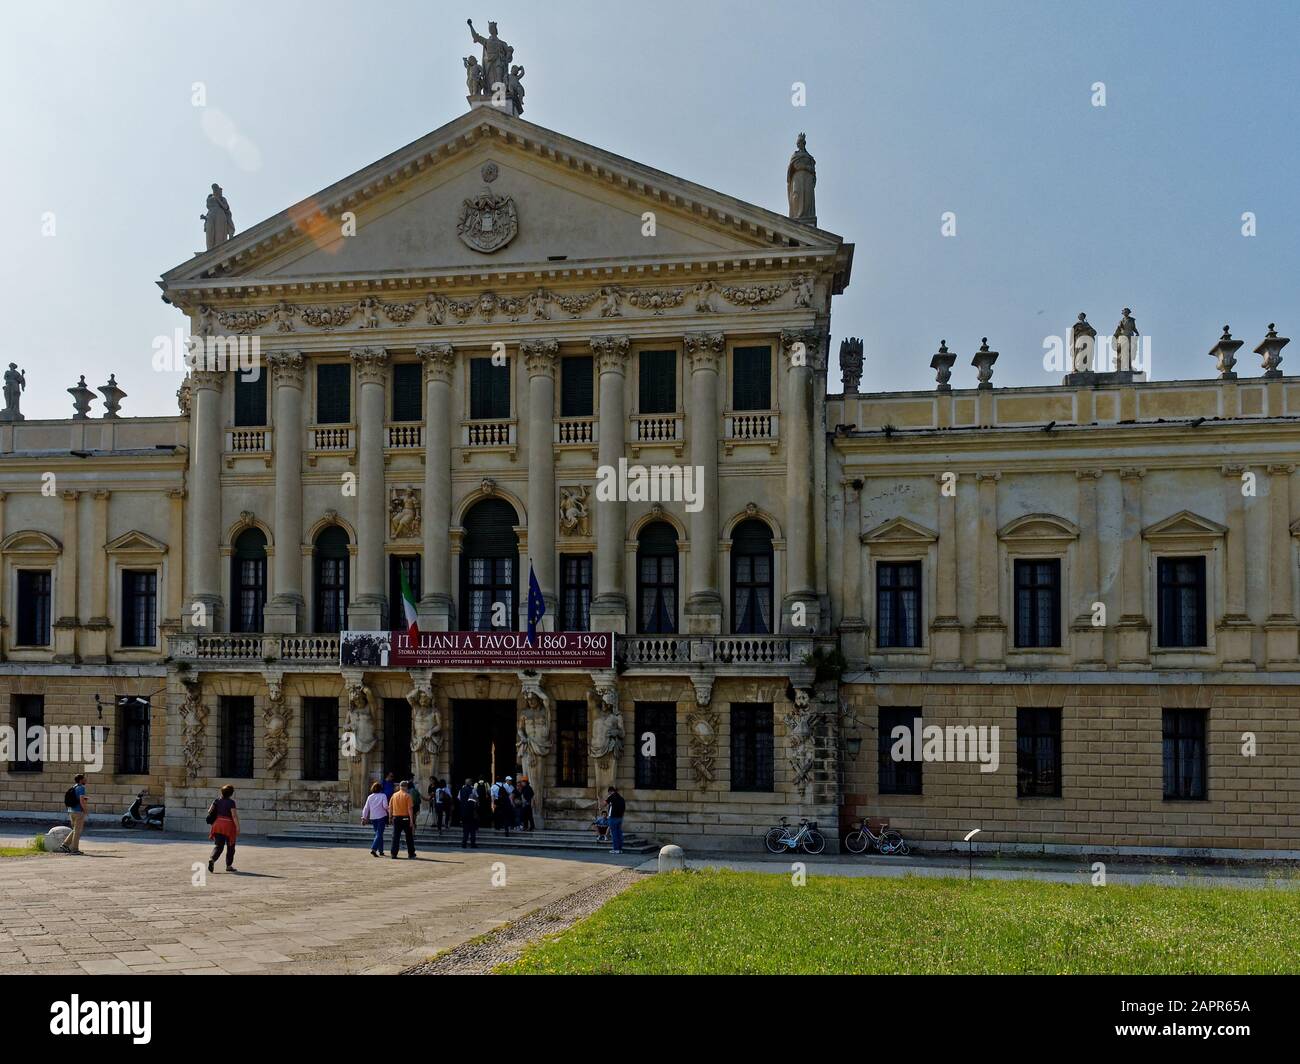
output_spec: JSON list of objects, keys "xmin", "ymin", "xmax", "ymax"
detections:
[{"xmin": 440, "ymin": 775, "xmax": 534, "ymax": 849}]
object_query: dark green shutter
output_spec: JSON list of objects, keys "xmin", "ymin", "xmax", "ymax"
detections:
[
  {"xmin": 470, "ymin": 358, "xmax": 511, "ymax": 419},
  {"xmin": 638, "ymin": 350, "xmax": 676, "ymax": 413},
  {"xmin": 233, "ymin": 372, "xmax": 268, "ymax": 426},
  {"xmin": 732, "ymin": 346, "xmax": 772, "ymax": 410},
  {"xmin": 391, "ymin": 363, "xmax": 422, "ymax": 422},
  {"xmin": 316, "ymin": 363, "xmax": 351, "ymax": 424},
  {"xmin": 561, "ymin": 356, "xmax": 594, "ymax": 417}
]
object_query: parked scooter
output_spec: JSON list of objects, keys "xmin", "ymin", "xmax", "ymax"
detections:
[{"xmin": 121, "ymin": 790, "xmax": 166, "ymax": 830}]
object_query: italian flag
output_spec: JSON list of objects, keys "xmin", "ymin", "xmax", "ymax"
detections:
[{"xmin": 398, "ymin": 567, "xmax": 419, "ymax": 638}]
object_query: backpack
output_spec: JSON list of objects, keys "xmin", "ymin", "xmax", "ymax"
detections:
[{"xmin": 63, "ymin": 786, "xmax": 80, "ymax": 809}]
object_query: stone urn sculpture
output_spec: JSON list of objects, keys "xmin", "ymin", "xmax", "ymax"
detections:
[
  {"xmin": 98, "ymin": 374, "xmax": 126, "ymax": 418},
  {"xmin": 68, "ymin": 375, "xmax": 95, "ymax": 419}
]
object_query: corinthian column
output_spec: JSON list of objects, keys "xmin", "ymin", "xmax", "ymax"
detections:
[
  {"xmin": 523, "ymin": 339, "xmax": 560, "ymax": 620},
  {"xmin": 780, "ymin": 329, "xmax": 821, "ymax": 632},
  {"xmin": 684, "ymin": 332, "xmax": 724, "ymax": 633},
  {"xmin": 589, "ymin": 335, "xmax": 630, "ymax": 632},
  {"xmin": 188, "ymin": 370, "xmax": 224, "ymax": 631},
  {"xmin": 1265, "ymin": 464, "xmax": 1299, "ymax": 666},
  {"xmin": 417, "ymin": 344, "xmax": 455, "ymax": 631},
  {"xmin": 263, "ymin": 352, "xmax": 305, "ymax": 632},
  {"xmin": 350, "ymin": 347, "xmax": 389, "ymax": 629}
]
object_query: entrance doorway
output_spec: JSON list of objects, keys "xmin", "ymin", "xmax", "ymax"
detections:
[
  {"xmin": 452, "ymin": 700, "xmax": 519, "ymax": 787},
  {"xmin": 383, "ymin": 698, "xmax": 412, "ymax": 782}
]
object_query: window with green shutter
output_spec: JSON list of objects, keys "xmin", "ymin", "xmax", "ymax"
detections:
[
  {"xmin": 561, "ymin": 356, "xmax": 594, "ymax": 417},
  {"xmin": 638, "ymin": 350, "xmax": 676, "ymax": 413},
  {"xmin": 732, "ymin": 346, "xmax": 772, "ymax": 410},
  {"xmin": 316, "ymin": 363, "xmax": 351, "ymax": 424},
  {"xmin": 391, "ymin": 363, "xmax": 422, "ymax": 422},
  {"xmin": 470, "ymin": 358, "xmax": 511, "ymax": 419},
  {"xmin": 233, "ymin": 371, "xmax": 268, "ymax": 426}
]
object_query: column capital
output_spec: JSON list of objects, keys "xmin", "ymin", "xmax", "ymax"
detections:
[
  {"xmin": 190, "ymin": 370, "xmax": 225, "ymax": 393},
  {"xmin": 267, "ymin": 350, "xmax": 306, "ymax": 388},
  {"xmin": 685, "ymin": 332, "xmax": 725, "ymax": 372},
  {"xmin": 350, "ymin": 346, "xmax": 389, "ymax": 384},
  {"xmin": 1221, "ymin": 463, "xmax": 1247, "ymax": 478},
  {"xmin": 974, "ymin": 471, "xmax": 1001, "ymax": 483},
  {"xmin": 1119, "ymin": 467, "xmax": 1146, "ymax": 480},
  {"xmin": 1074, "ymin": 468, "xmax": 1103, "ymax": 481},
  {"xmin": 780, "ymin": 328, "xmax": 826, "ymax": 371},
  {"xmin": 521, "ymin": 338, "xmax": 560, "ymax": 377},
  {"xmin": 590, "ymin": 335, "xmax": 631, "ymax": 374},
  {"xmin": 417, "ymin": 343, "xmax": 456, "ymax": 384},
  {"xmin": 1267, "ymin": 463, "xmax": 1297, "ymax": 476}
]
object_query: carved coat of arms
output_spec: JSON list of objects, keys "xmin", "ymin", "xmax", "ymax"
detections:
[{"xmin": 457, "ymin": 189, "xmax": 518, "ymax": 253}]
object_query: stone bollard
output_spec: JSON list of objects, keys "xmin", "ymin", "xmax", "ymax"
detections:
[
  {"xmin": 45, "ymin": 825, "xmax": 72, "ymax": 850},
  {"xmin": 658, "ymin": 843, "xmax": 685, "ymax": 873}
]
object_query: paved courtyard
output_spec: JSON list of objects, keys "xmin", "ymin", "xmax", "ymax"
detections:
[{"xmin": 0, "ymin": 830, "xmax": 635, "ymax": 975}]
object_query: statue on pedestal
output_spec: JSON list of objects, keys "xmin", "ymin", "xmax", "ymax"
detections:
[
  {"xmin": 0, "ymin": 364, "xmax": 26, "ymax": 422},
  {"xmin": 787, "ymin": 133, "xmax": 817, "ymax": 225},
  {"xmin": 467, "ymin": 20, "xmax": 511, "ymax": 95},
  {"xmin": 202, "ymin": 183, "xmax": 235, "ymax": 250}
]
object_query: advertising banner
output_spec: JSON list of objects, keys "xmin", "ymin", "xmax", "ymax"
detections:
[{"xmin": 340, "ymin": 630, "xmax": 615, "ymax": 670}]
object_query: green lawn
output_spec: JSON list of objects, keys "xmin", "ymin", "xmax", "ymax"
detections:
[
  {"xmin": 499, "ymin": 869, "xmax": 1300, "ymax": 974},
  {"xmin": 0, "ymin": 837, "xmax": 46, "ymax": 858}
]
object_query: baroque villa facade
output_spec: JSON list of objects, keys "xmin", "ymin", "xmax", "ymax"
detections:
[{"xmin": 1, "ymin": 88, "xmax": 1297, "ymax": 854}]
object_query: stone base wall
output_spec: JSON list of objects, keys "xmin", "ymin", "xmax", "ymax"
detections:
[
  {"xmin": 839, "ymin": 680, "xmax": 1300, "ymax": 852},
  {"xmin": 0, "ymin": 671, "xmax": 170, "ymax": 825}
]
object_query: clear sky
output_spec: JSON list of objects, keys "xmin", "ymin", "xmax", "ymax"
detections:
[{"xmin": 2, "ymin": 0, "xmax": 1297, "ymax": 419}]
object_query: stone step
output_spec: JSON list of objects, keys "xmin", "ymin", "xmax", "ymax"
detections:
[{"xmin": 268, "ymin": 823, "xmax": 658, "ymax": 854}]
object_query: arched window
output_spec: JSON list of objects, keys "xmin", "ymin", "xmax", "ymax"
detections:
[
  {"xmin": 460, "ymin": 499, "xmax": 519, "ymax": 630},
  {"xmin": 731, "ymin": 519, "xmax": 774, "ymax": 634},
  {"xmin": 231, "ymin": 527, "xmax": 267, "ymax": 633},
  {"xmin": 637, "ymin": 522, "xmax": 678, "ymax": 634},
  {"xmin": 313, "ymin": 526, "xmax": 350, "ymax": 633}
]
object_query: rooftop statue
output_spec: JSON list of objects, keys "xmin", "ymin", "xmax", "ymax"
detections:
[
  {"xmin": 202, "ymin": 183, "xmax": 235, "ymax": 250},
  {"xmin": 467, "ymin": 19, "xmax": 511, "ymax": 96},
  {"xmin": 787, "ymin": 133, "xmax": 817, "ymax": 225},
  {"xmin": 0, "ymin": 363, "xmax": 26, "ymax": 422}
]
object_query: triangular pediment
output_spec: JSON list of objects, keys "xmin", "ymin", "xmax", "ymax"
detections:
[
  {"xmin": 161, "ymin": 108, "xmax": 849, "ymax": 294},
  {"xmin": 105, "ymin": 530, "xmax": 169, "ymax": 554},
  {"xmin": 862, "ymin": 517, "xmax": 938, "ymax": 545},
  {"xmin": 1142, "ymin": 510, "xmax": 1227, "ymax": 539}
]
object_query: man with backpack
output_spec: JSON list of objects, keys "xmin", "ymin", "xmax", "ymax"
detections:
[{"xmin": 62, "ymin": 774, "xmax": 87, "ymax": 854}]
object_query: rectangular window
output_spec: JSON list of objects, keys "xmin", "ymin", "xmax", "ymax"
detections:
[
  {"xmin": 302, "ymin": 697, "xmax": 339, "ymax": 781},
  {"xmin": 634, "ymin": 702, "xmax": 677, "ymax": 790},
  {"xmin": 11, "ymin": 694, "xmax": 44, "ymax": 773},
  {"xmin": 233, "ymin": 371, "xmax": 268, "ymax": 427},
  {"xmin": 878, "ymin": 707, "xmax": 923, "ymax": 795},
  {"xmin": 16, "ymin": 570, "xmax": 52, "ymax": 646},
  {"xmin": 1157, "ymin": 556, "xmax": 1207, "ymax": 648},
  {"xmin": 730, "ymin": 703, "xmax": 774, "ymax": 792},
  {"xmin": 1014, "ymin": 559, "xmax": 1061, "ymax": 648},
  {"xmin": 316, "ymin": 363, "xmax": 351, "ymax": 424},
  {"xmin": 1163, "ymin": 708, "xmax": 1207, "ymax": 800},
  {"xmin": 121, "ymin": 570, "xmax": 158, "ymax": 648},
  {"xmin": 1017, "ymin": 707, "xmax": 1062, "ymax": 798},
  {"xmin": 219, "ymin": 696, "xmax": 255, "ymax": 778},
  {"xmin": 560, "ymin": 356, "xmax": 594, "ymax": 418},
  {"xmin": 555, "ymin": 700, "xmax": 588, "ymax": 787},
  {"xmin": 391, "ymin": 362, "xmax": 422, "ymax": 422},
  {"xmin": 732, "ymin": 346, "xmax": 772, "ymax": 410},
  {"xmin": 876, "ymin": 561, "xmax": 922, "ymax": 648},
  {"xmin": 117, "ymin": 697, "xmax": 150, "ymax": 775},
  {"xmin": 638, "ymin": 350, "xmax": 676, "ymax": 414},
  {"xmin": 469, "ymin": 357, "xmax": 511, "ymax": 419},
  {"xmin": 388, "ymin": 555, "xmax": 422, "ymax": 631},
  {"xmin": 560, "ymin": 554, "xmax": 592, "ymax": 632}
]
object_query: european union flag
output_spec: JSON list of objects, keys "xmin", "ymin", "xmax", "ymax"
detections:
[{"xmin": 526, "ymin": 562, "xmax": 545, "ymax": 645}]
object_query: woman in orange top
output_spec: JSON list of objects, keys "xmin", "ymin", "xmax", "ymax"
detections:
[{"xmin": 206, "ymin": 783, "xmax": 240, "ymax": 873}]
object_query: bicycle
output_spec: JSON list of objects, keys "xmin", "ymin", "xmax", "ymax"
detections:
[
  {"xmin": 843, "ymin": 817, "xmax": 910, "ymax": 856},
  {"xmin": 764, "ymin": 816, "xmax": 826, "ymax": 855}
]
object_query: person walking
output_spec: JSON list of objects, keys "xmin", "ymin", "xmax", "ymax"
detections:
[
  {"xmin": 381, "ymin": 772, "xmax": 398, "ymax": 800},
  {"xmin": 605, "ymin": 785, "xmax": 626, "ymax": 854},
  {"xmin": 459, "ymin": 778, "xmax": 479, "ymax": 849},
  {"xmin": 206, "ymin": 784, "xmax": 241, "ymax": 873},
  {"xmin": 362, "ymin": 781, "xmax": 389, "ymax": 857},
  {"xmin": 519, "ymin": 776, "xmax": 535, "ymax": 832},
  {"xmin": 389, "ymin": 780, "xmax": 417, "ymax": 859},
  {"xmin": 433, "ymin": 779, "xmax": 450, "ymax": 833},
  {"xmin": 61, "ymin": 773, "xmax": 87, "ymax": 854}
]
